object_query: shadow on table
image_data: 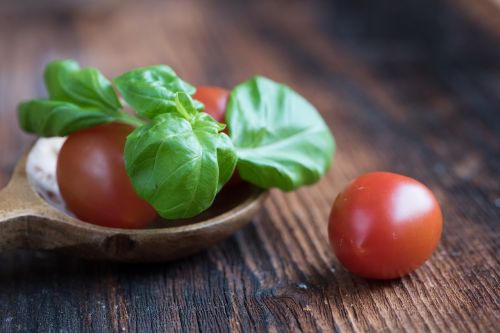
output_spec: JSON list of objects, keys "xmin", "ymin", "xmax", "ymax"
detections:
[{"xmin": 0, "ymin": 247, "xmax": 210, "ymax": 282}]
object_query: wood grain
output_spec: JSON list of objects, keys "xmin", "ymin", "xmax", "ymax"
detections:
[{"xmin": 0, "ymin": 0, "xmax": 499, "ymax": 332}]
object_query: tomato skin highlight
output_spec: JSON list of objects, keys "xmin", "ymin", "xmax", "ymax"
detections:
[
  {"xmin": 57, "ymin": 123, "xmax": 157, "ymax": 229},
  {"xmin": 328, "ymin": 172, "xmax": 442, "ymax": 279},
  {"xmin": 193, "ymin": 86, "xmax": 230, "ymax": 123}
]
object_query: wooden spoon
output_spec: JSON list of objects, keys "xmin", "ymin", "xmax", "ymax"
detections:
[{"xmin": 0, "ymin": 141, "xmax": 267, "ymax": 262}]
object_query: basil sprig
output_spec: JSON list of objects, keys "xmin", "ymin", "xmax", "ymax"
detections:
[
  {"xmin": 226, "ymin": 76, "xmax": 335, "ymax": 191},
  {"xmin": 124, "ymin": 93, "xmax": 237, "ymax": 218},
  {"xmin": 45, "ymin": 59, "xmax": 121, "ymax": 112},
  {"xmin": 18, "ymin": 60, "xmax": 335, "ymax": 220},
  {"xmin": 18, "ymin": 100, "xmax": 115, "ymax": 137},
  {"xmin": 18, "ymin": 60, "xmax": 144, "ymax": 133},
  {"xmin": 114, "ymin": 65, "xmax": 203, "ymax": 119}
]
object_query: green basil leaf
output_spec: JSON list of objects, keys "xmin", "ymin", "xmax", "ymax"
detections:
[
  {"xmin": 124, "ymin": 112, "xmax": 237, "ymax": 219},
  {"xmin": 44, "ymin": 60, "xmax": 121, "ymax": 112},
  {"xmin": 114, "ymin": 65, "xmax": 202, "ymax": 119},
  {"xmin": 193, "ymin": 111, "xmax": 226, "ymax": 133},
  {"xmin": 174, "ymin": 91, "xmax": 201, "ymax": 119},
  {"xmin": 18, "ymin": 100, "xmax": 114, "ymax": 137},
  {"xmin": 226, "ymin": 76, "xmax": 335, "ymax": 191}
]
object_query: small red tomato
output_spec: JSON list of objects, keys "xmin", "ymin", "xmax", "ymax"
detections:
[
  {"xmin": 57, "ymin": 123, "xmax": 157, "ymax": 229},
  {"xmin": 328, "ymin": 172, "xmax": 442, "ymax": 279},
  {"xmin": 193, "ymin": 86, "xmax": 230, "ymax": 123}
]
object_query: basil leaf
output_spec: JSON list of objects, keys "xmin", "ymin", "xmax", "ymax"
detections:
[
  {"xmin": 226, "ymin": 76, "xmax": 335, "ymax": 191},
  {"xmin": 44, "ymin": 60, "xmax": 121, "ymax": 112},
  {"xmin": 124, "ymin": 112, "xmax": 237, "ymax": 219},
  {"xmin": 18, "ymin": 100, "xmax": 114, "ymax": 137},
  {"xmin": 174, "ymin": 91, "xmax": 201, "ymax": 119},
  {"xmin": 114, "ymin": 65, "xmax": 202, "ymax": 119}
]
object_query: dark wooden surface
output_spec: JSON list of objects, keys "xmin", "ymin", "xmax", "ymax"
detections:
[{"xmin": 1, "ymin": 0, "xmax": 499, "ymax": 332}]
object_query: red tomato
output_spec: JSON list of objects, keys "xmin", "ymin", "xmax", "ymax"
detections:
[
  {"xmin": 193, "ymin": 86, "xmax": 230, "ymax": 123},
  {"xmin": 56, "ymin": 123, "xmax": 157, "ymax": 229},
  {"xmin": 328, "ymin": 172, "xmax": 442, "ymax": 279}
]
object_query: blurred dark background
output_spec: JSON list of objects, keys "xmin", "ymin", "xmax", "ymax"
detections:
[
  {"xmin": 0, "ymin": 1, "xmax": 498, "ymax": 332},
  {"xmin": 1, "ymin": 0, "xmax": 499, "ymax": 185}
]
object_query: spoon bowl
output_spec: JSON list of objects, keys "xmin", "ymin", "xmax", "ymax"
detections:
[{"xmin": 0, "ymin": 140, "xmax": 267, "ymax": 262}]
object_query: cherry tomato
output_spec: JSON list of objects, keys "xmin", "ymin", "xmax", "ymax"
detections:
[
  {"xmin": 328, "ymin": 172, "xmax": 442, "ymax": 279},
  {"xmin": 57, "ymin": 123, "xmax": 157, "ymax": 229},
  {"xmin": 193, "ymin": 86, "xmax": 230, "ymax": 123}
]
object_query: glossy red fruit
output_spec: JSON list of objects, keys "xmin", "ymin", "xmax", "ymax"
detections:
[
  {"xmin": 193, "ymin": 86, "xmax": 230, "ymax": 123},
  {"xmin": 57, "ymin": 123, "xmax": 157, "ymax": 229},
  {"xmin": 328, "ymin": 172, "xmax": 443, "ymax": 279}
]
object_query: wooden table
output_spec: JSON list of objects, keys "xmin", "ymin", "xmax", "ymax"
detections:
[{"xmin": 0, "ymin": 0, "xmax": 499, "ymax": 332}]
